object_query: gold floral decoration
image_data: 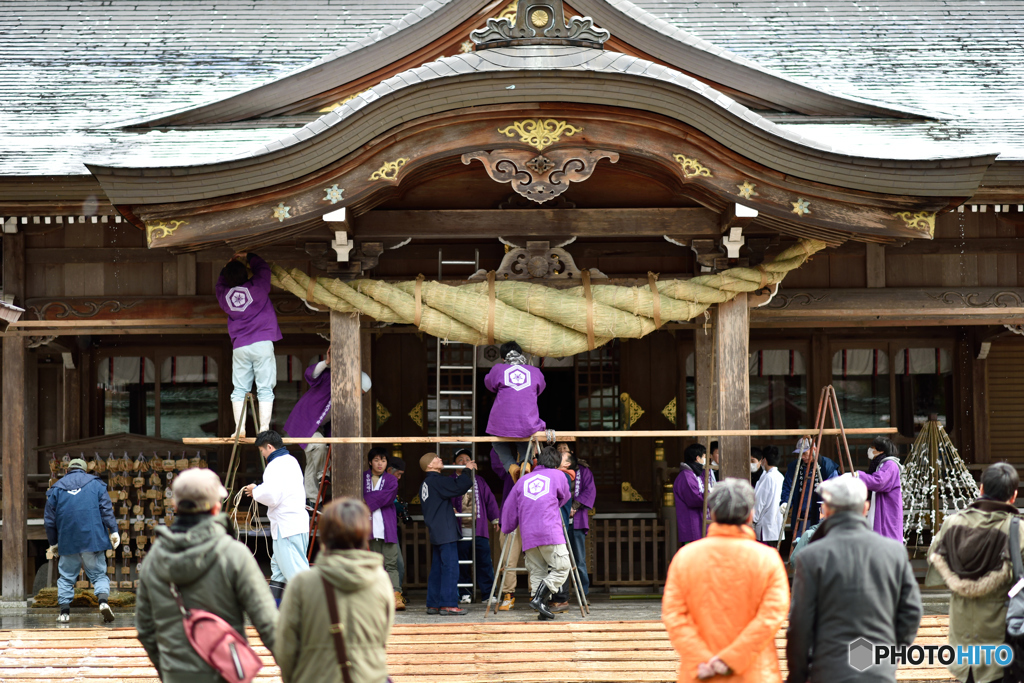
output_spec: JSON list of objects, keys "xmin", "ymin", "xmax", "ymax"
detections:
[
  {"xmin": 273, "ymin": 202, "xmax": 292, "ymax": 222},
  {"xmin": 145, "ymin": 219, "xmax": 186, "ymax": 245},
  {"xmin": 375, "ymin": 400, "xmax": 391, "ymax": 430},
  {"xmin": 369, "ymin": 157, "xmax": 409, "ymax": 181},
  {"xmin": 620, "ymin": 392, "xmax": 645, "ymax": 429},
  {"xmin": 407, "ymin": 400, "xmax": 424, "ymax": 430},
  {"xmin": 673, "ymin": 154, "xmax": 713, "ymax": 179},
  {"xmin": 621, "ymin": 482, "xmax": 646, "ymax": 502},
  {"xmin": 661, "ymin": 397, "xmax": 677, "ymax": 426},
  {"xmin": 737, "ymin": 181, "xmax": 758, "ymax": 199},
  {"xmin": 530, "ymin": 9, "xmax": 550, "ymax": 27},
  {"xmin": 497, "ymin": 0, "xmax": 517, "ymax": 22},
  {"xmin": 498, "ymin": 119, "xmax": 583, "ymax": 152},
  {"xmin": 459, "ymin": 40, "xmax": 474, "ymax": 53},
  {"xmin": 791, "ymin": 198, "xmax": 811, "ymax": 216},
  {"xmin": 894, "ymin": 210, "xmax": 937, "ymax": 236}
]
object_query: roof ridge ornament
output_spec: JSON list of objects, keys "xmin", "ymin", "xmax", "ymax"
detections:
[{"xmin": 471, "ymin": 0, "xmax": 610, "ymax": 49}]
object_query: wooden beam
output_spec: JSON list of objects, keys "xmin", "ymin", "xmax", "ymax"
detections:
[
  {"xmin": 866, "ymin": 243, "xmax": 885, "ymax": 288},
  {"xmin": 183, "ymin": 428, "xmax": 894, "ymax": 445},
  {"xmin": 693, "ymin": 319, "xmax": 717, "ymax": 456},
  {"xmin": 176, "ymin": 253, "xmax": 197, "ymax": 297},
  {"xmin": 752, "ymin": 288, "xmax": 1024, "ymax": 327},
  {"xmin": 715, "ymin": 293, "xmax": 750, "ymax": 483},
  {"xmin": 355, "ymin": 208, "xmax": 720, "ymax": 239},
  {"xmin": 360, "ymin": 329, "xmax": 372, "ymax": 439},
  {"xmin": 330, "ymin": 310, "xmax": 362, "ymax": 500}
]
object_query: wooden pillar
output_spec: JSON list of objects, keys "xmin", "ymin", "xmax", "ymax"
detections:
[
  {"xmin": 330, "ymin": 311, "xmax": 362, "ymax": 500},
  {"xmin": 2, "ymin": 231, "xmax": 26, "ymax": 601},
  {"xmin": 715, "ymin": 294, "xmax": 750, "ymax": 483},
  {"xmin": 694, "ymin": 316, "xmax": 717, "ymax": 452}
]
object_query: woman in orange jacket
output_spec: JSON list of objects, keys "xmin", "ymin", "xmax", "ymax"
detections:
[{"xmin": 662, "ymin": 478, "xmax": 790, "ymax": 683}]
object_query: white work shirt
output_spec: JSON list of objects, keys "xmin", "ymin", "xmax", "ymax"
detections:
[
  {"xmin": 752, "ymin": 466, "xmax": 784, "ymax": 542},
  {"xmin": 252, "ymin": 452, "xmax": 309, "ymax": 540},
  {"xmin": 370, "ymin": 473, "xmax": 385, "ymax": 540}
]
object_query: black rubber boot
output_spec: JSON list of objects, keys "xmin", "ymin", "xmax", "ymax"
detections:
[
  {"xmin": 269, "ymin": 580, "xmax": 287, "ymax": 607},
  {"xmin": 529, "ymin": 583, "xmax": 554, "ymax": 620}
]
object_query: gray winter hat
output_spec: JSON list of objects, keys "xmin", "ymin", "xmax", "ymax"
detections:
[{"xmin": 816, "ymin": 474, "xmax": 868, "ymax": 511}]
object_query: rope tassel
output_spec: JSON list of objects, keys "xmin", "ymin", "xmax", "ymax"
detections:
[{"xmin": 270, "ymin": 239, "xmax": 825, "ymax": 358}]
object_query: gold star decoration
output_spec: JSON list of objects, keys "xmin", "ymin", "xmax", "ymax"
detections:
[
  {"xmin": 737, "ymin": 181, "xmax": 758, "ymax": 200},
  {"xmin": 791, "ymin": 198, "xmax": 811, "ymax": 216},
  {"xmin": 460, "ymin": 40, "xmax": 473, "ymax": 53},
  {"xmin": 273, "ymin": 202, "xmax": 292, "ymax": 222},
  {"xmin": 323, "ymin": 184, "xmax": 344, "ymax": 204}
]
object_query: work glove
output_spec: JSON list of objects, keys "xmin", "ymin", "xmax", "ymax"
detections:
[
  {"xmin": 46, "ymin": 545, "xmax": 59, "ymax": 560},
  {"xmin": 779, "ymin": 502, "xmax": 788, "ymax": 518},
  {"xmin": 109, "ymin": 531, "xmax": 121, "ymax": 550}
]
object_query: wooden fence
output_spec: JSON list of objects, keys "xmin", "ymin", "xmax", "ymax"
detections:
[{"xmin": 399, "ymin": 514, "xmax": 670, "ymax": 591}]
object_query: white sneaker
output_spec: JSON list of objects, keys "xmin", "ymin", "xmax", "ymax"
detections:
[
  {"xmin": 56, "ymin": 612, "xmax": 70, "ymax": 623},
  {"xmin": 99, "ymin": 602, "xmax": 114, "ymax": 623},
  {"xmin": 459, "ymin": 594, "xmax": 472, "ymax": 604},
  {"xmin": 488, "ymin": 596, "xmax": 498, "ymax": 604}
]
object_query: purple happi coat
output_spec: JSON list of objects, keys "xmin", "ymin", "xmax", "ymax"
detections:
[
  {"xmin": 489, "ymin": 448, "xmax": 515, "ymax": 505},
  {"xmin": 501, "ymin": 465, "xmax": 571, "ymax": 551},
  {"xmin": 283, "ymin": 362, "xmax": 330, "ymax": 449},
  {"xmin": 484, "ymin": 363, "xmax": 546, "ymax": 437},
  {"xmin": 673, "ymin": 465, "xmax": 705, "ymax": 544},
  {"xmin": 858, "ymin": 458, "xmax": 904, "ymax": 542},
  {"xmin": 452, "ymin": 473, "xmax": 501, "ymax": 538},
  {"xmin": 571, "ymin": 466, "xmax": 596, "ymax": 532},
  {"xmin": 363, "ymin": 470, "xmax": 399, "ymax": 544},
  {"xmin": 215, "ymin": 254, "xmax": 282, "ymax": 349}
]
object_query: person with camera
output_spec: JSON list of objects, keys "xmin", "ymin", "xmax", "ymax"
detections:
[{"xmin": 501, "ymin": 445, "xmax": 571, "ymax": 620}]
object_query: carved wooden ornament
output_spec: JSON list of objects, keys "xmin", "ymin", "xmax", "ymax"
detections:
[{"xmin": 462, "ymin": 148, "xmax": 618, "ymax": 204}]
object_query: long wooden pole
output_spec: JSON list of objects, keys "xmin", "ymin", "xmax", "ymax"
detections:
[
  {"xmin": 331, "ymin": 310, "xmax": 363, "ymax": 500},
  {"xmin": 184, "ymin": 427, "xmax": 896, "ymax": 445}
]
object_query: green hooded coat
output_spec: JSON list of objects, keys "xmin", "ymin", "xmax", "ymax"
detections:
[
  {"xmin": 135, "ymin": 514, "xmax": 278, "ymax": 683},
  {"xmin": 276, "ymin": 548, "xmax": 394, "ymax": 683}
]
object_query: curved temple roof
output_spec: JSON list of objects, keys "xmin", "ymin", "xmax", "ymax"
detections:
[
  {"xmin": 89, "ymin": 45, "xmax": 994, "ymax": 206},
  {"xmin": 133, "ymin": 0, "xmax": 930, "ymax": 128}
]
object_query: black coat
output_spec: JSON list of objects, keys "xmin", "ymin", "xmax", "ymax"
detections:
[
  {"xmin": 786, "ymin": 511, "xmax": 922, "ymax": 683},
  {"xmin": 420, "ymin": 470, "xmax": 472, "ymax": 545}
]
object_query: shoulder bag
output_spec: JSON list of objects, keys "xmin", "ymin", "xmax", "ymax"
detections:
[
  {"xmin": 323, "ymin": 575, "xmax": 393, "ymax": 683},
  {"xmin": 169, "ymin": 582, "xmax": 263, "ymax": 683}
]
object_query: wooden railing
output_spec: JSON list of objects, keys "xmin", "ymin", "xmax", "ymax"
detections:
[{"xmin": 398, "ymin": 514, "xmax": 671, "ymax": 591}]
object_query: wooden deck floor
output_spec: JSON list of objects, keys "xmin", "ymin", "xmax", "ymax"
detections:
[{"xmin": 0, "ymin": 616, "xmax": 956, "ymax": 682}]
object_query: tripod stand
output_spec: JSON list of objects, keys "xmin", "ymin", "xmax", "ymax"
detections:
[{"xmin": 777, "ymin": 385, "xmax": 856, "ymax": 549}]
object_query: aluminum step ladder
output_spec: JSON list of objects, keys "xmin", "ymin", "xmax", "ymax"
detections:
[{"xmin": 435, "ymin": 248, "xmax": 481, "ymax": 601}]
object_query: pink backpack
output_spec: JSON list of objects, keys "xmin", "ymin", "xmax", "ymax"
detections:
[{"xmin": 169, "ymin": 582, "xmax": 264, "ymax": 683}]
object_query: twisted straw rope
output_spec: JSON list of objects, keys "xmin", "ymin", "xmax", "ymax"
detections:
[{"xmin": 271, "ymin": 239, "xmax": 825, "ymax": 358}]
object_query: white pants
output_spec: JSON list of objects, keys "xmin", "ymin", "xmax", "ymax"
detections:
[
  {"xmin": 524, "ymin": 543, "xmax": 570, "ymax": 594},
  {"xmin": 303, "ymin": 432, "xmax": 328, "ymax": 501}
]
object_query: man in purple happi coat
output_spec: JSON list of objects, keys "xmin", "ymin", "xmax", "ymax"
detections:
[
  {"xmin": 452, "ymin": 449, "xmax": 500, "ymax": 604},
  {"xmin": 490, "ymin": 448, "xmax": 523, "ymax": 610},
  {"xmin": 363, "ymin": 446, "xmax": 404, "ymax": 610},
  {"xmin": 674, "ymin": 443, "xmax": 708, "ymax": 546},
  {"xmin": 854, "ymin": 435, "xmax": 905, "ymax": 542},
  {"xmin": 566, "ymin": 445, "xmax": 595, "ymax": 596},
  {"xmin": 501, "ymin": 446, "xmax": 571, "ymax": 620},
  {"xmin": 284, "ymin": 347, "xmax": 373, "ymax": 504},
  {"xmin": 485, "ymin": 341, "xmax": 545, "ymax": 479},
  {"xmin": 216, "ymin": 252, "xmax": 282, "ymax": 436}
]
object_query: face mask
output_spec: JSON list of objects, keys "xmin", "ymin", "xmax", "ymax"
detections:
[
  {"xmin": 867, "ymin": 448, "xmax": 880, "ymax": 460},
  {"xmin": 750, "ymin": 462, "xmax": 760, "ymax": 473}
]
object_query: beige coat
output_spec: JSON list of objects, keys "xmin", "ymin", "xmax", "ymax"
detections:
[{"xmin": 276, "ymin": 549, "xmax": 394, "ymax": 683}]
